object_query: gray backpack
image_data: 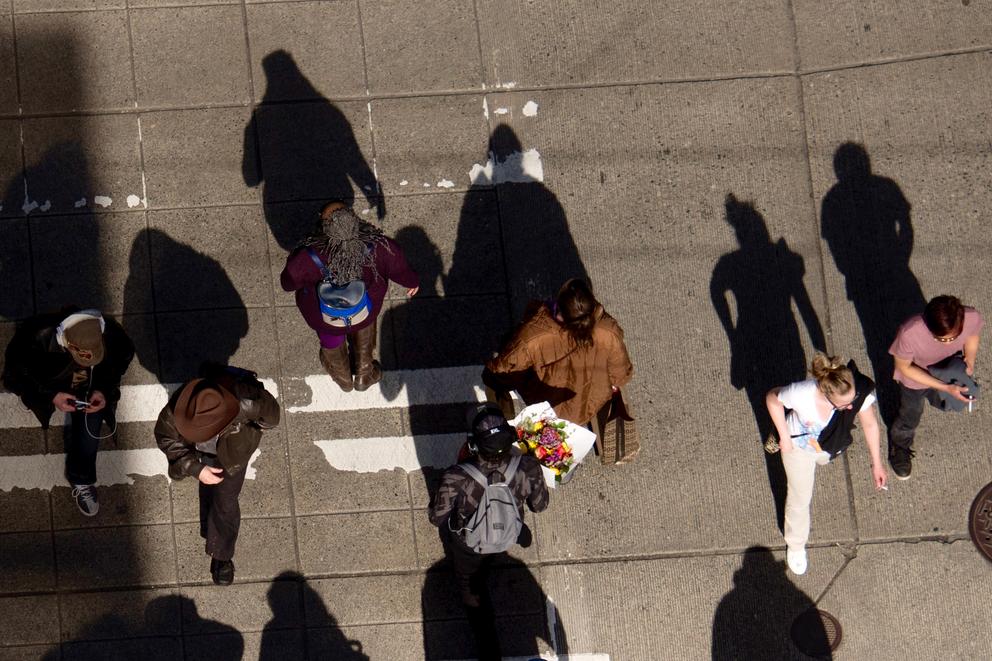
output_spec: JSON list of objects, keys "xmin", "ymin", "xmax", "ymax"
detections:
[{"xmin": 450, "ymin": 455, "xmax": 523, "ymax": 554}]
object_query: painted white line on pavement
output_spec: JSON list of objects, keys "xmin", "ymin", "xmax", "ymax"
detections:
[
  {"xmin": 286, "ymin": 365, "xmax": 486, "ymax": 413},
  {"xmin": 0, "ymin": 379, "xmax": 279, "ymax": 429},
  {"xmin": 314, "ymin": 434, "xmax": 467, "ymax": 473},
  {"xmin": 0, "ymin": 448, "xmax": 262, "ymax": 492},
  {"xmin": 445, "ymin": 655, "xmax": 610, "ymax": 661}
]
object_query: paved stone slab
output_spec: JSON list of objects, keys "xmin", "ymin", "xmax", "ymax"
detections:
[
  {"xmin": 51, "ymin": 477, "xmax": 172, "ymax": 529},
  {"xmin": 142, "ymin": 108, "xmax": 258, "ymax": 208},
  {"xmin": 0, "ymin": 119, "xmax": 23, "ymax": 219},
  {"xmin": 30, "ymin": 212, "xmax": 146, "ymax": 316},
  {"xmin": 0, "ymin": 10, "xmax": 15, "ymax": 115},
  {"xmin": 0, "ymin": 531, "xmax": 55, "ymax": 593},
  {"xmin": 155, "ymin": 306, "xmax": 278, "ymax": 382},
  {"xmin": 0, "ymin": 595, "xmax": 59, "ymax": 646},
  {"xmin": 0, "ymin": 218, "xmax": 34, "ymax": 319},
  {"xmin": 794, "ymin": 0, "xmax": 992, "ymax": 70},
  {"xmin": 147, "ymin": 205, "xmax": 273, "ymax": 310},
  {"xmin": 314, "ymin": 622, "xmax": 424, "ymax": 661},
  {"xmin": 297, "ymin": 510, "xmax": 417, "ymax": 574},
  {"xmin": 14, "ymin": 10, "xmax": 133, "ymax": 113},
  {"xmin": 58, "ymin": 637, "xmax": 182, "ymax": 661},
  {"xmin": 246, "ymin": 2, "xmax": 366, "ymax": 102},
  {"xmin": 175, "ymin": 517, "xmax": 297, "ymax": 583},
  {"xmin": 181, "ymin": 579, "xmax": 299, "ymax": 634},
  {"xmin": 0, "ymin": 487, "xmax": 50, "ymax": 533},
  {"xmin": 0, "ymin": 645, "xmax": 52, "ymax": 661},
  {"xmin": 131, "ymin": 5, "xmax": 250, "ymax": 108},
  {"xmin": 21, "ymin": 114, "xmax": 143, "ymax": 215},
  {"xmin": 371, "ymin": 95, "xmax": 490, "ymax": 195},
  {"xmin": 362, "ymin": 0, "xmax": 482, "ymax": 95},
  {"xmin": 58, "ymin": 587, "xmax": 180, "ymax": 640},
  {"xmin": 817, "ymin": 540, "xmax": 992, "ymax": 659},
  {"xmin": 304, "ymin": 574, "xmax": 422, "ymax": 627},
  {"xmin": 543, "ymin": 547, "xmax": 843, "ymax": 660},
  {"xmin": 55, "ymin": 524, "xmax": 176, "ymax": 590},
  {"xmin": 476, "ymin": 0, "xmax": 794, "ymax": 88},
  {"xmin": 14, "ymin": 1, "xmax": 125, "ymax": 11}
]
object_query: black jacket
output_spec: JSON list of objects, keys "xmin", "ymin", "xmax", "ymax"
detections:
[
  {"xmin": 154, "ymin": 367, "xmax": 281, "ymax": 480},
  {"xmin": 818, "ymin": 361, "xmax": 875, "ymax": 459},
  {"xmin": 2, "ymin": 311, "xmax": 135, "ymax": 427}
]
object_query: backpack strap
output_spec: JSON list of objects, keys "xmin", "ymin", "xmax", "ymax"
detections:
[
  {"xmin": 306, "ymin": 248, "xmax": 330, "ymax": 279},
  {"xmin": 458, "ymin": 462, "xmax": 489, "ymax": 487},
  {"xmin": 502, "ymin": 454, "xmax": 522, "ymax": 483}
]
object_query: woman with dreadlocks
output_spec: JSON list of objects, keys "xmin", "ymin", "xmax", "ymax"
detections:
[{"xmin": 281, "ymin": 201, "xmax": 419, "ymax": 391}]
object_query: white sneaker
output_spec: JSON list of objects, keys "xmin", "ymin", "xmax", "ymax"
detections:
[{"xmin": 787, "ymin": 548, "xmax": 808, "ymax": 575}]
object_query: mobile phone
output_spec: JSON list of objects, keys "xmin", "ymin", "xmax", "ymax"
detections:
[{"xmin": 72, "ymin": 399, "xmax": 91, "ymax": 410}]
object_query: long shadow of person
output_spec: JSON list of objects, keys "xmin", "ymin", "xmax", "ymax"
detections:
[
  {"xmin": 711, "ymin": 194, "xmax": 826, "ymax": 531},
  {"xmin": 0, "ymin": 141, "xmax": 96, "ymax": 320},
  {"xmin": 458, "ymin": 124, "xmax": 588, "ymax": 321},
  {"xmin": 122, "ymin": 228, "xmax": 248, "ymax": 381},
  {"xmin": 260, "ymin": 570, "xmax": 368, "ymax": 661},
  {"xmin": 712, "ymin": 546, "xmax": 831, "ymax": 660},
  {"xmin": 821, "ymin": 143, "xmax": 925, "ymax": 426},
  {"xmin": 243, "ymin": 49, "xmax": 384, "ymax": 252},
  {"xmin": 420, "ymin": 555, "xmax": 566, "ymax": 660}
]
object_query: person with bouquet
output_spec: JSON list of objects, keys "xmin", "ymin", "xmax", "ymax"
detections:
[{"xmin": 484, "ymin": 278, "xmax": 636, "ymax": 462}]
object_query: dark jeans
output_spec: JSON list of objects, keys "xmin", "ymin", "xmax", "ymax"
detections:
[
  {"xmin": 442, "ymin": 533, "xmax": 502, "ymax": 661},
  {"xmin": 889, "ymin": 384, "xmax": 942, "ymax": 452},
  {"xmin": 198, "ymin": 459, "xmax": 247, "ymax": 562},
  {"xmin": 64, "ymin": 407, "xmax": 113, "ymax": 486}
]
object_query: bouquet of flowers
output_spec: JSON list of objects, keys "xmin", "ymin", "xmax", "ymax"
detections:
[{"xmin": 510, "ymin": 402, "xmax": 597, "ymax": 488}]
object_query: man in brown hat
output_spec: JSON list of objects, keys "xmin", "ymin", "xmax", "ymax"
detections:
[
  {"xmin": 154, "ymin": 363, "xmax": 280, "ymax": 585},
  {"xmin": 3, "ymin": 307, "xmax": 134, "ymax": 516}
]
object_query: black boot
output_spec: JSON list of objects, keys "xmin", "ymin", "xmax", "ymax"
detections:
[{"xmin": 210, "ymin": 557, "xmax": 235, "ymax": 586}]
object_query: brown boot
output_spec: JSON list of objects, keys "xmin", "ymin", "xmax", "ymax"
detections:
[
  {"xmin": 319, "ymin": 344, "xmax": 353, "ymax": 392},
  {"xmin": 352, "ymin": 321, "xmax": 382, "ymax": 391}
]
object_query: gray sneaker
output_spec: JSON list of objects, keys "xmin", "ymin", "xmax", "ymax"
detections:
[{"xmin": 71, "ymin": 485, "xmax": 99, "ymax": 517}]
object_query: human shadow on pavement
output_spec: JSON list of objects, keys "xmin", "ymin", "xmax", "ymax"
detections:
[
  {"xmin": 821, "ymin": 143, "xmax": 925, "ymax": 426},
  {"xmin": 711, "ymin": 194, "xmax": 826, "ymax": 532},
  {"xmin": 123, "ymin": 228, "xmax": 248, "ymax": 381},
  {"xmin": 40, "ymin": 594, "xmax": 244, "ymax": 661},
  {"xmin": 261, "ymin": 570, "xmax": 368, "ymax": 661},
  {"xmin": 243, "ymin": 49, "xmax": 384, "ymax": 252},
  {"xmin": 420, "ymin": 554, "xmax": 566, "ymax": 660},
  {"xmin": 712, "ymin": 546, "xmax": 831, "ymax": 660}
]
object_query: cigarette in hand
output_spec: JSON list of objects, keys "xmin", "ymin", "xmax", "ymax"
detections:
[{"xmin": 880, "ymin": 485, "xmax": 889, "ymax": 491}]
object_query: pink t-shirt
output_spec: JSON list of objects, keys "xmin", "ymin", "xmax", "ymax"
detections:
[{"xmin": 889, "ymin": 307, "xmax": 984, "ymax": 389}]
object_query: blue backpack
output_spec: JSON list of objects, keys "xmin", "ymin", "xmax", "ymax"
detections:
[{"xmin": 307, "ymin": 249, "xmax": 373, "ymax": 328}]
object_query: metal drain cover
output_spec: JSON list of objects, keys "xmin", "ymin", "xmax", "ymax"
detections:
[
  {"xmin": 790, "ymin": 608, "xmax": 842, "ymax": 657},
  {"xmin": 968, "ymin": 481, "xmax": 992, "ymax": 563}
]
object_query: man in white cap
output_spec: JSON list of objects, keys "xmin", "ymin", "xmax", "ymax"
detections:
[{"xmin": 3, "ymin": 307, "xmax": 134, "ymax": 516}]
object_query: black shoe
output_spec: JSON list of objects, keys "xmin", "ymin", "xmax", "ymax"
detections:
[
  {"xmin": 210, "ymin": 558, "xmax": 234, "ymax": 586},
  {"xmin": 889, "ymin": 446, "xmax": 914, "ymax": 480},
  {"xmin": 71, "ymin": 485, "xmax": 100, "ymax": 517}
]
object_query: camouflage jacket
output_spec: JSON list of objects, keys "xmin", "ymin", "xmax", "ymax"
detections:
[{"xmin": 428, "ymin": 453, "xmax": 550, "ymax": 533}]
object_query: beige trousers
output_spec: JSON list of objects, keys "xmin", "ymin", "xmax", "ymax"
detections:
[{"xmin": 781, "ymin": 447, "xmax": 831, "ymax": 550}]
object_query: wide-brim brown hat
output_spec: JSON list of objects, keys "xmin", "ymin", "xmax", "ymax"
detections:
[{"xmin": 174, "ymin": 378, "xmax": 240, "ymax": 442}]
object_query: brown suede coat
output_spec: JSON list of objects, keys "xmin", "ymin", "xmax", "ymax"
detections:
[{"xmin": 487, "ymin": 303, "xmax": 633, "ymax": 425}]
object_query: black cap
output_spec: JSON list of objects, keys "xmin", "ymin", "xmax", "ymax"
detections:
[{"xmin": 469, "ymin": 404, "xmax": 516, "ymax": 454}]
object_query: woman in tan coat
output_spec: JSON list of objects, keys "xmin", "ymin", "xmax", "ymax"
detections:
[{"xmin": 485, "ymin": 279, "xmax": 635, "ymax": 460}]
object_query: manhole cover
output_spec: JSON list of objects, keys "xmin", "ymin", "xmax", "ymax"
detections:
[
  {"xmin": 968, "ymin": 481, "xmax": 992, "ymax": 563},
  {"xmin": 790, "ymin": 608, "xmax": 842, "ymax": 657}
]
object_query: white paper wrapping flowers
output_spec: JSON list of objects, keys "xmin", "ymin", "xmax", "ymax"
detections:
[{"xmin": 509, "ymin": 401, "xmax": 597, "ymax": 488}]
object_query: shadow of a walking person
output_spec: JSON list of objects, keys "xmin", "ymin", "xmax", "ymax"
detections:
[
  {"xmin": 260, "ymin": 570, "xmax": 369, "ymax": 661},
  {"xmin": 420, "ymin": 555, "xmax": 566, "ymax": 661},
  {"xmin": 243, "ymin": 49, "xmax": 384, "ymax": 252},
  {"xmin": 712, "ymin": 546, "xmax": 831, "ymax": 660},
  {"xmin": 122, "ymin": 228, "xmax": 248, "ymax": 381},
  {"xmin": 821, "ymin": 143, "xmax": 925, "ymax": 426},
  {"xmin": 464, "ymin": 124, "xmax": 588, "ymax": 321},
  {"xmin": 711, "ymin": 194, "xmax": 826, "ymax": 532}
]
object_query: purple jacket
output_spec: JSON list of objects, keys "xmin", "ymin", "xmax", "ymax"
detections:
[{"xmin": 280, "ymin": 237, "xmax": 418, "ymax": 336}]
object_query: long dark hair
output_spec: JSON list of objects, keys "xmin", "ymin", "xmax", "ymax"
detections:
[{"xmin": 556, "ymin": 278, "xmax": 597, "ymax": 347}]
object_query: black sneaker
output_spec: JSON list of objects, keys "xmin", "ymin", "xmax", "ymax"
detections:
[
  {"xmin": 889, "ymin": 446, "xmax": 915, "ymax": 480},
  {"xmin": 210, "ymin": 558, "xmax": 235, "ymax": 586},
  {"xmin": 71, "ymin": 485, "xmax": 99, "ymax": 517}
]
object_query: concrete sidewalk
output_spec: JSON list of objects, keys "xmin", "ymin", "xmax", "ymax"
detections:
[{"xmin": 1, "ymin": 1, "xmax": 991, "ymax": 659}]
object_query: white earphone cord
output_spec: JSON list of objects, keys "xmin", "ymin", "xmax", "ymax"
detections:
[{"xmin": 84, "ymin": 365, "xmax": 118, "ymax": 441}]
